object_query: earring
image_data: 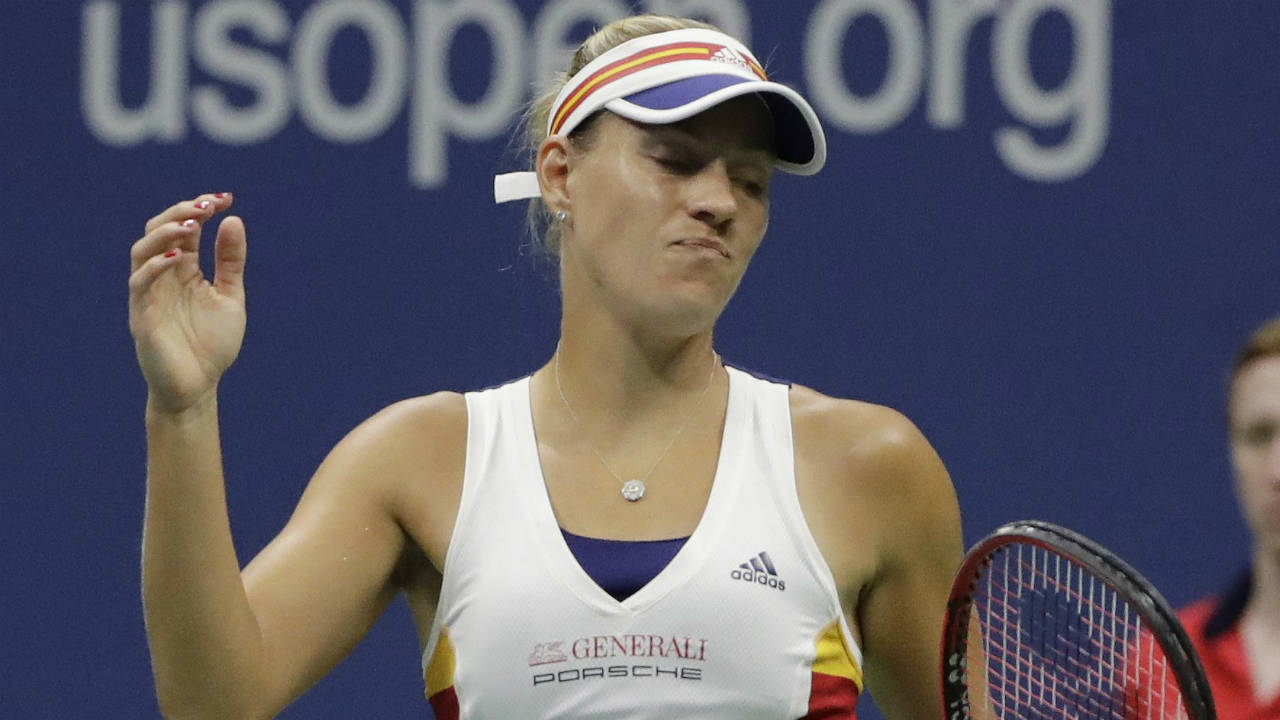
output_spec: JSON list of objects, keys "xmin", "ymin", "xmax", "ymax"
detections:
[{"xmin": 554, "ymin": 210, "xmax": 568, "ymax": 223}]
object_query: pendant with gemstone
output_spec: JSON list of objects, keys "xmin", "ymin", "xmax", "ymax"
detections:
[{"xmin": 621, "ymin": 479, "xmax": 646, "ymax": 502}]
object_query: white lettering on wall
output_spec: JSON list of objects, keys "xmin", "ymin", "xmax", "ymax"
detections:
[
  {"xmin": 82, "ymin": 1, "xmax": 188, "ymax": 145},
  {"xmin": 190, "ymin": 0, "xmax": 290, "ymax": 144},
  {"xmin": 411, "ymin": 0, "xmax": 524, "ymax": 186},
  {"xmin": 805, "ymin": 0, "xmax": 925, "ymax": 133},
  {"xmin": 805, "ymin": 0, "xmax": 1110, "ymax": 180},
  {"xmin": 992, "ymin": 0, "xmax": 1110, "ymax": 181},
  {"xmin": 927, "ymin": 0, "xmax": 998, "ymax": 128},
  {"xmin": 295, "ymin": 0, "xmax": 408, "ymax": 143},
  {"xmin": 79, "ymin": 0, "xmax": 1111, "ymax": 185}
]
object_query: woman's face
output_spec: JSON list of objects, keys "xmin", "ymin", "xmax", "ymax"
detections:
[
  {"xmin": 1230, "ymin": 354, "xmax": 1280, "ymax": 556},
  {"xmin": 557, "ymin": 95, "xmax": 776, "ymax": 335}
]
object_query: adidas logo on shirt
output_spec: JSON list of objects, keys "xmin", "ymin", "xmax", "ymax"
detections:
[{"xmin": 729, "ymin": 551, "xmax": 786, "ymax": 591}]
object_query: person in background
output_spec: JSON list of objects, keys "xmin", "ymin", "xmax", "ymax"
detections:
[{"xmin": 1179, "ymin": 316, "xmax": 1280, "ymax": 719}]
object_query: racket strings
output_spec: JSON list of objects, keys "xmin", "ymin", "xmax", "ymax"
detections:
[
  {"xmin": 968, "ymin": 544, "xmax": 1186, "ymax": 720},
  {"xmin": 981, "ymin": 575, "xmax": 1131, "ymax": 680}
]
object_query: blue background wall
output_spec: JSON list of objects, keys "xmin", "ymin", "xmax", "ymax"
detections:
[{"xmin": 2, "ymin": 1, "xmax": 1276, "ymax": 717}]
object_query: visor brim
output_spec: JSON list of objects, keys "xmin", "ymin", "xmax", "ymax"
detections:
[{"xmin": 606, "ymin": 73, "xmax": 827, "ymax": 175}]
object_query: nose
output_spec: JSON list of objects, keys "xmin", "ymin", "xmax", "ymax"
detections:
[{"xmin": 686, "ymin": 160, "xmax": 738, "ymax": 231}]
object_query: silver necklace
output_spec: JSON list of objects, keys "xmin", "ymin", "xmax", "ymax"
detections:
[{"xmin": 553, "ymin": 346, "xmax": 719, "ymax": 502}]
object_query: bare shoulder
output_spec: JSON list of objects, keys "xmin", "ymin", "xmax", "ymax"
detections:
[
  {"xmin": 789, "ymin": 384, "xmax": 922, "ymax": 454},
  {"xmin": 789, "ymin": 383, "xmax": 947, "ymax": 496},
  {"xmin": 316, "ymin": 390, "xmax": 467, "ymax": 486},
  {"xmin": 309, "ymin": 390, "xmax": 468, "ymax": 568},
  {"xmin": 789, "ymin": 383, "xmax": 961, "ymax": 597},
  {"xmin": 349, "ymin": 390, "xmax": 468, "ymax": 456}
]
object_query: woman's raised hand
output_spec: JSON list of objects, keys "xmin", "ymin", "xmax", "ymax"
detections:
[{"xmin": 129, "ymin": 193, "xmax": 246, "ymax": 414}]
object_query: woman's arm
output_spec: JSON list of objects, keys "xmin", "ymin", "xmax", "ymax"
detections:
[
  {"xmin": 794, "ymin": 391, "xmax": 963, "ymax": 720},
  {"xmin": 851, "ymin": 411, "xmax": 963, "ymax": 720},
  {"xmin": 235, "ymin": 393, "xmax": 464, "ymax": 716},
  {"xmin": 130, "ymin": 192, "xmax": 269, "ymax": 717},
  {"xmin": 143, "ymin": 397, "xmax": 453, "ymax": 720},
  {"xmin": 130, "ymin": 196, "xmax": 462, "ymax": 719}
]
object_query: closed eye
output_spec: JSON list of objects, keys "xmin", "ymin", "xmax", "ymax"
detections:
[
  {"xmin": 735, "ymin": 176, "xmax": 767, "ymax": 199},
  {"xmin": 653, "ymin": 155, "xmax": 701, "ymax": 175},
  {"xmin": 1237, "ymin": 420, "xmax": 1278, "ymax": 448}
]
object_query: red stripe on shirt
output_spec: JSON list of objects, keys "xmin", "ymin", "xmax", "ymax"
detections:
[
  {"xmin": 802, "ymin": 671, "xmax": 860, "ymax": 719},
  {"xmin": 428, "ymin": 686, "xmax": 459, "ymax": 720}
]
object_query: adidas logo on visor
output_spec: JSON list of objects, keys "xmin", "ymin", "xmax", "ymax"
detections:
[{"xmin": 709, "ymin": 46, "xmax": 750, "ymax": 70}]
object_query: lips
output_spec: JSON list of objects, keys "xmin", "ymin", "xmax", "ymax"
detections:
[{"xmin": 673, "ymin": 238, "xmax": 730, "ymax": 258}]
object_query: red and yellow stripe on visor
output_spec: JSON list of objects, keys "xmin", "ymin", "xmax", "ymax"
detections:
[{"xmin": 550, "ymin": 42, "xmax": 768, "ymax": 136}]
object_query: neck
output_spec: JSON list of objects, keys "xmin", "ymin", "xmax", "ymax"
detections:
[
  {"xmin": 553, "ymin": 332, "xmax": 718, "ymax": 422},
  {"xmin": 1242, "ymin": 548, "xmax": 1280, "ymax": 700},
  {"xmin": 553, "ymin": 294, "xmax": 720, "ymax": 420},
  {"xmin": 1246, "ymin": 547, "xmax": 1280, "ymax": 632}
]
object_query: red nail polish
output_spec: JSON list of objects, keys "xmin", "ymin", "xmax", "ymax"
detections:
[
  {"xmin": 214, "ymin": 192, "xmax": 227, "ymax": 198},
  {"xmin": 181, "ymin": 218, "xmax": 197, "ymax": 228},
  {"xmin": 164, "ymin": 249, "xmax": 179, "ymax": 258}
]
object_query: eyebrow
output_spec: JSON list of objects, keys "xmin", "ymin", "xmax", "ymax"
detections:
[
  {"xmin": 640, "ymin": 126, "xmax": 699, "ymax": 150},
  {"xmin": 640, "ymin": 126, "xmax": 775, "ymax": 166}
]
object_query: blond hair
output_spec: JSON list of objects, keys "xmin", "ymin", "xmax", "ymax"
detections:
[
  {"xmin": 520, "ymin": 14, "xmax": 721, "ymax": 259},
  {"xmin": 1233, "ymin": 316, "xmax": 1280, "ymax": 382},
  {"xmin": 1228, "ymin": 315, "xmax": 1280, "ymax": 422}
]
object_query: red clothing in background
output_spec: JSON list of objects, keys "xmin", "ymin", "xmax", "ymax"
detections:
[{"xmin": 1178, "ymin": 572, "xmax": 1280, "ymax": 720}]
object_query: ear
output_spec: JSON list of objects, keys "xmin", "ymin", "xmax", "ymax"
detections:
[{"xmin": 536, "ymin": 135, "xmax": 572, "ymax": 214}]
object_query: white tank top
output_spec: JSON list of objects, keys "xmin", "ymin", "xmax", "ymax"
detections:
[{"xmin": 422, "ymin": 366, "xmax": 863, "ymax": 719}]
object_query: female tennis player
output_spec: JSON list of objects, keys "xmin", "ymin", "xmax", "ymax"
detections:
[{"xmin": 129, "ymin": 14, "xmax": 962, "ymax": 720}]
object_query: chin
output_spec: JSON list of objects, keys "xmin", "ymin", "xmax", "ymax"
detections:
[
  {"xmin": 1251, "ymin": 518, "xmax": 1280, "ymax": 556},
  {"xmin": 1260, "ymin": 538, "xmax": 1280, "ymax": 567},
  {"xmin": 636, "ymin": 292, "xmax": 727, "ymax": 336}
]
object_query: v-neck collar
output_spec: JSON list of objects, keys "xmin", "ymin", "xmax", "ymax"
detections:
[{"xmin": 513, "ymin": 366, "xmax": 745, "ymax": 615}]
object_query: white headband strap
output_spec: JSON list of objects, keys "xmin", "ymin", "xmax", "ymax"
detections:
[{"xmin": 494, "ymin": 171, "xmax": 540, "ymax": 204}]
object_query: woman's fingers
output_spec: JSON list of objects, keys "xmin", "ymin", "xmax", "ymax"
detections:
[
  {"xmin": 133, "ymin": 193, "xmax": 235, "ymax": 271},
  {"xmin": 128, "ymin": 246, "xmax": 186, "ymax": 300},
  {"xmin": 129, "ymin": 215, "xmax": 248, "ymax": 306},
  {"xmin": 129, "ymin": 191, "xmax": 244, "ymax": 314},
  {"xmin": 212, "ymin": 216, "xmax": 247, "ymax": 302},
  {"xmin": 128, "ymin": 193, "xmax": 246, "ymax": 408},
  {"xmin": 143, "ymin": 192, "xmax": 234, "ymax": 236},
  {"xmin": 130, "ymin": 219, "xmax": 199, "ymax": 272}
]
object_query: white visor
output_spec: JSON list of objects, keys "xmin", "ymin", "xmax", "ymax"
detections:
[{"xmin": 494, "ymin": 28, "xmax": 826, "ymax": 204}]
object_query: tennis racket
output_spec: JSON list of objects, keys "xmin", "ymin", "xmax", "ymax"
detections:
[{"xmin": 940, "ymin": 520, "xmax": 1215, "ymax": 720}]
